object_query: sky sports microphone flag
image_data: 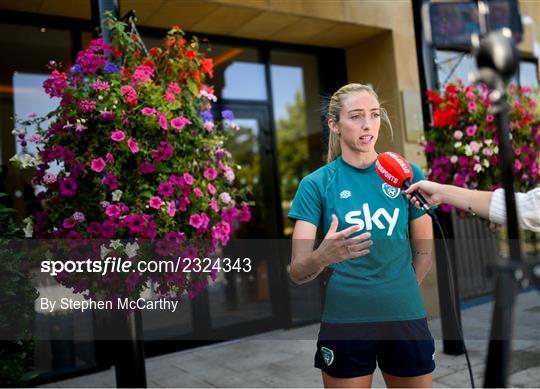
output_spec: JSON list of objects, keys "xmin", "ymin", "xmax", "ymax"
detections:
[{"xmin": 375, "ymin": 152, "xmax": 436, "ymax": 218}]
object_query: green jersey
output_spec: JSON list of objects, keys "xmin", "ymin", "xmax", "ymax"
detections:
[{"xmin": 288, "ymin": 156, "xmax": 428, "ymax": 323}]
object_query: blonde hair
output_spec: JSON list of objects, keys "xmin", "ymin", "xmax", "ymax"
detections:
[{"xmin": 326, "ymin": 83, "xmax": 393, "ymax": 163}]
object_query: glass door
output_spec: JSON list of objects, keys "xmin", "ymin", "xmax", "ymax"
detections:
[{"xmin": 204, "ymin": 104, "xmax": 288, "ymax": 336}]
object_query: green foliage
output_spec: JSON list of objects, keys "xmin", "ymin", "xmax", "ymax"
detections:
[{"xmin": 0, "ymin": 194, "xmax": 39, "ymax": 386}]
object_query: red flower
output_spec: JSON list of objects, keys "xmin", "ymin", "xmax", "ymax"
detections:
[
  {"xmin": 426, "ymin": 90, "xmax": 443, "ymax": 105},
  {"xmin": 432, "ymin": 107, "xmax": 459, "ymax": 128},
  {"xmin": 201, "ymin": 58, "xmax": 213, "ymax": 77},
  {"xmin": 186, "ymin": 50, "xmax": 196, "ymax": 60},
  {"xmin": 149, "ymin": 47, "xmax": 159, "ymax": 57}
]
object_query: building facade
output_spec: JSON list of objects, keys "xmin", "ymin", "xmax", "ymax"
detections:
[{"xmin": 0, "ymin": 0, "xmax": 538, "ymax": 383}]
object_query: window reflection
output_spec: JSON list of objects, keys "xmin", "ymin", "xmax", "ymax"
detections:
[
  {"xmin": 270, "ymin": 51, "xmax": 322, "ymax": 238},
  {"xmin": 210, "ymin": 45, "xmax": 266, "ymax": 100}
]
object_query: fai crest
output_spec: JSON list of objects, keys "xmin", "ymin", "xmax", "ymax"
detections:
[
  {"xmin": 321, "ymin": 347, "xmax": 334, "ymax": 366},
  {"xmin": 382, "ymin": 183, "xmax": 400, "ymax": 199}
]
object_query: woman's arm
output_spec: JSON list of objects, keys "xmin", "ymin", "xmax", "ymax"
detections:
[
  {"xmin": 405, "ymin": 180, "xmax": 493, "ymax": 218},
  {"xmin": 409, "ymin": 214, "xmax": 434, "ymax": 285},
  {"xmin": 290, "ymin": 216, "xmax": 372, "ymax": 285}
]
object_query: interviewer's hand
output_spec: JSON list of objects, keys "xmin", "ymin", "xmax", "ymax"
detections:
[
  {"xmin": 405, "ymin": 180, "xmax": 444, "ymax": 209},
  {"xmin": 313, "ymin": 214, "xmax": 372, "ymax": 267}
]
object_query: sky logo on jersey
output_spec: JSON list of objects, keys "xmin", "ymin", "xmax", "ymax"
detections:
[
  {"xmin": 382, "ymin": 183, "xmax": 400, "ymax": 199},
  {"xmin": 344, "ymin": 203, "xmax": 399, "ymax": 236}
]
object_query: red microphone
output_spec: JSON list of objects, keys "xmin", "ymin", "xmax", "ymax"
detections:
[{"xmin": 375, "ymin": 152, "xmax": 436, "ymax": 218}]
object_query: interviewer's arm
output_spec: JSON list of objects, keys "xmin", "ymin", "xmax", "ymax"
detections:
[{"xmin": 406, "ymin": 181, "xmax": 493, "ymax": 218}]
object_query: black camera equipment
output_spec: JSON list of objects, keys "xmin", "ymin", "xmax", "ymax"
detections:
[{"xmin": 422, "ymin": 0, "xmax": 539, "ymax": 387}]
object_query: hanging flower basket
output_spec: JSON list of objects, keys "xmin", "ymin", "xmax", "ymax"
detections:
[
  {"xmin": 11, "ymin": 15, "xmax": 252, "ymax": 303},
  {"xmin": 421, "ymin": 81, "xmax": 540, "ymax": 213}
]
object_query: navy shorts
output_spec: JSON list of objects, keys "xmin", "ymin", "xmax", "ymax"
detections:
[{"xmin": 314, "ymin": 318, "xmax": 435, "ymax": 378}]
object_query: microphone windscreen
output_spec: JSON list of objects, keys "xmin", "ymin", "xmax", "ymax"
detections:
[{"xmin": 375, "ymin": 152, "xmax": 414, "ymax": 188}]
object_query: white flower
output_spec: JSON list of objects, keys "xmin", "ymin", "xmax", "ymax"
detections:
[
  {"xmin": 22, "ymin": 216, "xmax": 33, "ymax": 238},
  {"xmin": 110, "ymin": 239, "xmax": 123, "ymax": 250},
  {"xmin": 219, "ymin": 192, "xmax": 232, "ymax": 204},
  {"xmin": 484, "ymin": 139, "xmax": 493, "ymax": 145},
  {"xmin": 482, "ymin": 159, "xmax": 490, "ymax": 168},
  {"xmin": 100, "ymin": 244, "xmax": 111, "ymax": 260},
  {"xmin": 125, "ymin": 242, "xmax": 139, "ymax": 258},
  {"xmin": 464, "ymin": 145, "xmax": 473, "ymax": 156},
  {"xmin": 454, "ymin": 141, "xmax": 462, "ymax": 148},
  {"xmin": 450, "ymin": 155, "xmax": 458, "ymax": 164},
  {"xmin": 10, "ymin": 153, "xmax": 40, "ymax": 168},
  {"xmin": 112, "ymin": 190, "xmax": 123, "ymax": 202},
  {"xmin": 493, "ymin": 146, "xmax": 499, "ymax": 154},
  {"xmin": 473, "ymin": 163, "xmax": 483, "ymax": 173}
]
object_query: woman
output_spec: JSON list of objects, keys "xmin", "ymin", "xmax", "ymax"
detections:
[{"xmin": 288, "ymin": 84, "xmax": 435, "ymax": 388}]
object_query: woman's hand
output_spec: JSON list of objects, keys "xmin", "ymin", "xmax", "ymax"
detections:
[
  {"xmin": 313, "ymin": 215, "xmax": 372, "ymax": 267},
  {"xmin": 405, "ymin": 180, "xmax": 444, "ymax": 208}
]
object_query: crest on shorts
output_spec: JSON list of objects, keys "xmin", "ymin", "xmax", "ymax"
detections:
[
  {"xmin": 321, "ymin": 346, "xmax": 334, "ymax": 366},
  {"xmin": 382, "ymin": 183, "xmax": 400, "ymax": 199}
]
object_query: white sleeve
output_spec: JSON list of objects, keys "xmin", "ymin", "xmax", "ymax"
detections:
[{"xmin": 489, "ymin": 188, "xmax": 540, "ymax": 232}]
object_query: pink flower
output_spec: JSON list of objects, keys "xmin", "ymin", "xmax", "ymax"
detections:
[
  {"xmin": 210, "ymin": 198, "xmax": 219, "ymax": 212},
  {"xmin": 149, "ymin": 196, "xmax": 163, "ymax": 209},
  {"xmin": 204, "ymin": 121, "xmax": 215, "ymax": 132},
  {"xmin": 92, "ymin": 80, "xmax": 110, "ymax": 91},
  {"xmin": 163, "ymin": 91, "xmax": 175, "ymax": 103},
  {"xmin": 111, "ymin": 129, "xmax": 125, "ymax": 142},
  {"xmin": 63, "ymin": 218, "xmax": 76, "ymax": 229},
  {"xmin": 466, "ymin": 91, "xmax": 476, "ymax": 100},
  {"xmin": 204, "ymin": 168, "xmax": 217, "ymax": 180},
  {"xmin": 189, "ymin": 214, "xmax": 203, "ymax": 229},
  {"xmin": 453, "ymin": 130, "xmax": 463, "ymax": 140},
  {"xmin": 466, "ymin": 125, "xmax": 477, "ymax": 137},
  {"xmin": 138, "ymin": 162, "xmax": 155, "ymax": 174},
  {"xmin": 158, "ymin": 182, "xmax": 174, "ymax": 197},
  {"xmin": 105, "ymin": 204, "xmax": 120, "ymax": 219},
  {"xmin": 120, "ymin": 85, "xmax": 137, "ymax": 105},
  {"xmin": 79, "ymin": 100, "xmax": 96, "ymax": 112},
  {"xmin": 91, "ymin": 157, "xmax": 106, "ymax": 172},
  {"xmin": 158, "ymin": 113, "xmax": 168, "ymax": 130},
  {"xmin": 106, "ymin": 152, "xmax": 114, "ymax": 164},
  {"xmin": 207, "ymin": 183, "xmax": 216, "ymax": 195},
  {"xmin": 486, "ymin": 114, "xmax": 494, "ymax": 123},
  {"xmin": 152, "ymin": 141, "xmax": 173, "ymax": 161},
  {"xmin": 72, "ymin": 212, "xmax": 85, "ymax": 222},
  {"xmin": 194, "ymin": 188, "xmax": 204, "ymax": 198},
  {"xmin": 127, "ymin": 138, "xmax": 139, "ymax": 153},
  {"xmin": 168, "ymin": 202, "xmax": 176, "ymax": 217},
  {"xmin": 132, "ymin": 65, "xmax": 154, "ymax": 84},
  {"xmin": 213, "ymin": 221, "xmax": 231, "ymax": 245},
  {"xmin": 469, "ymin": 141, "xmax": 481, "ymax": 153},
  {"xmin": 224, "ymin": 168, "xmax": 235, "ymax": 183},
  {"xmin": 514, "ymin": 159, "xmax": 522, "ymax": 173},
  {"xmin": 142, "ymin": 107, "xmax": 156, "ymax": 116},
  {"xmin": 183, "ymin": 173, "xmax": 194, "ymax": 185},
  {"xmin": 167, "ymin": 82, "xmax": 181, "ymax": 95},
  {"xmin": 238, "ymin": 204, "xmax": 251, "ymax": 222},
  {"xmin": 467, "ymin": 101, "xmax": 477, "ymax": 113},
  {"xmin": 171, "ymin": 116, "xmax": 192, "ymax": 130}
]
